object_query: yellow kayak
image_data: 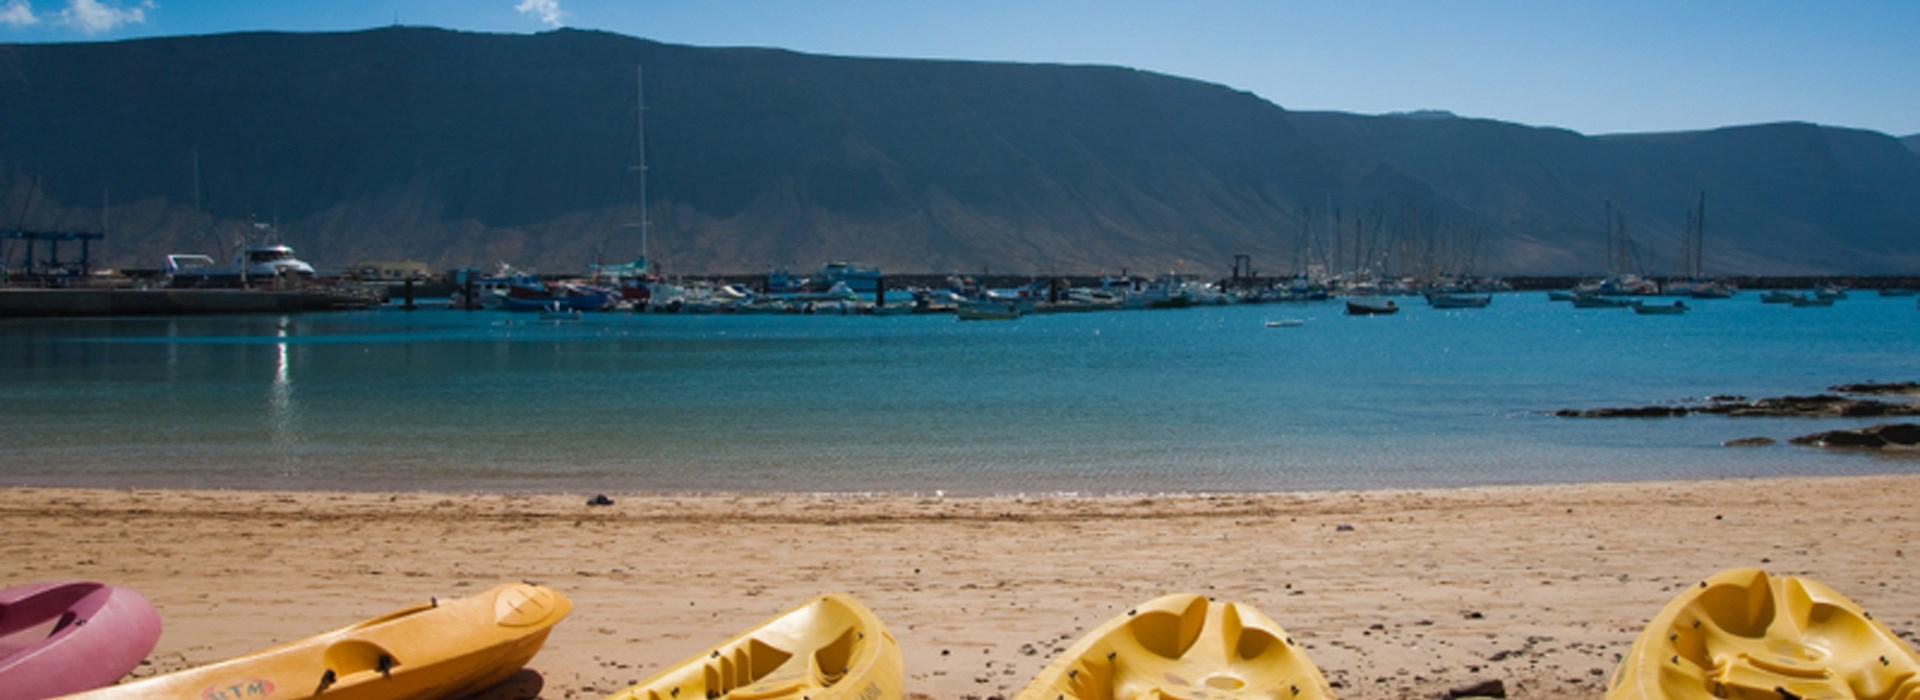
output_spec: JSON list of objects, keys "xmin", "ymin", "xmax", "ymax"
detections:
[
  {"xmin": 68, "ymin": 581, "xmax": 571, "ymax": 700},
  {"xmin": 1608, "ymin": 568, "xmax": 1920, "ymax": 700},
  {"xmin": 603, "ymin": 594, "xmax": 902, "ymax": 700},
  {"xmin": 1015, "ymin": 593, "xmax": 1336, "ymax": 700}
]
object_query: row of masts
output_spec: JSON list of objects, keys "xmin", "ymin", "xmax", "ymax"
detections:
[
  {"xmin": 1286, "ymin": 200, "xmax": 1489, "ymax": 284},
  {"xmin": 1605, "ymin": 192, "xmax": 1711, "ymax": 281}
]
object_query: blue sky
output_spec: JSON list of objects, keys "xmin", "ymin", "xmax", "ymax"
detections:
[{"xmin": 4, "ymin": 0, "xmax": 1916, "ymax": 137}]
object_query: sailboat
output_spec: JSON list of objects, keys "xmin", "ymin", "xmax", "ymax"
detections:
[
  {"xmin": 1676, "ymin": 191, "xmax": 1735, "ymax": 299},
  {"xmin": 589, "ymin": 65, "xmax": 657, "ymax": 309}
]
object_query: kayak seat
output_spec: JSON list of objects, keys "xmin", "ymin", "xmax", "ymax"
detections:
[
  {"xmin": 1628, "ymin": 569, "xmax": 1920, "ymax": 700},
  {"xmin": 1052, "ymin": 595, "xmax": 1333, "ymax": 700},
  {"xmin": 322, "ymin": 638, "xmax": 401, "ymax": 686}
]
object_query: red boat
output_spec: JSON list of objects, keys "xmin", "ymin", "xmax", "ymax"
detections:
[{"xmin": 0, "ymin": 581, "xmax": 162, "ymax": 700}]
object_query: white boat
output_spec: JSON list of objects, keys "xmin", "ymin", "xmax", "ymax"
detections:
[
  {"xmin": 1264, "ymin": 318, "xmax": 1305, "ymax": 328},
  {"xmin": 1758, "ymin": 290, "xmax": 1803, "ymax": 304},
  {"xmin": 165, "ymin": 244, "xmax": 316, "ymax": 288}
]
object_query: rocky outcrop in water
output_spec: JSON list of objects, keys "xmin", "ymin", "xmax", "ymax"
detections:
[
  {"xmin": 1694, "ymin": 395, "xmax": 1920, "ymax": 418},
  {"xmin": 1829, "ymin": 381, "xmax": 1920, "ymax": 395},
  {"xmin": 1557, "ymin": 391, "xmax": 1920, "ymax": 419},
  {"xmin": 1788, "ymin": 423, "xmax": 1920, "ymax": 449}
]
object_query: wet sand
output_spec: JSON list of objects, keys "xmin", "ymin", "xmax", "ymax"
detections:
[{"xmin": 5, "ymin": 474, "xmax": 1918, "ymax": 700}]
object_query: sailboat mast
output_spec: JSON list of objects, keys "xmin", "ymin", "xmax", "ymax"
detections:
[
  {"xmin": 1694, "ymin": 190, "xmax": 1706, "ymax": 279},
  {"xmin": 634, "ymin": 65, "xmax": 649, "ymax": 270}
]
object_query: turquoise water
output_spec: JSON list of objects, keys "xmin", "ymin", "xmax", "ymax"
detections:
[{"xmin": 1, "ymin": 293, "xmax": 1916, "ymax": 494}]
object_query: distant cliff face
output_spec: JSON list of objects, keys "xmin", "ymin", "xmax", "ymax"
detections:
[
  {"xmin": 1904, "ymin": 134, "xmax": 1920, "ymax": 155},
  {"xmin": 1, "ymin": 27, "xmax": 1916, "ymax": 276}
]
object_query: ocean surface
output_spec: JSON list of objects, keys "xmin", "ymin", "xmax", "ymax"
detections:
[{"xmin": 2, "ymin": 293, "xmax": 1916, "ymax": 494}]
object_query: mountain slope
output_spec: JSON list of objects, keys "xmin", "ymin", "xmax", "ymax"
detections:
[{"xmin": 0, "ymin": 27, "xmax": 1914, "ymax": 276}]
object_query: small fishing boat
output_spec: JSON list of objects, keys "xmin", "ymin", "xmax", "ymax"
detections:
[
  {"xmin": 1264, "ymin": 318, "xmax": 1305, "ymax": 328},
  {"xmin": 499, "ymin": 279, "xmax": 615, "ymax": 312},
  {"xmin": 1015, "ymin": 594, "xmax": 1335, "ymax": 700},
  {"xmin": 67, "ymin": 582, "xmax": 570, "ymax": 700},
  {"xmin": 1758, "ymin": 290, "xmax": 1804, "ymax": 304},
  {"xmin": 1425, "ymin": 292, "xmax": 1491, "ymax": 309},
  {"xmin": 0, "ymin": 581, "xmax": 162, "ymax": 700},
  {"xmin": 955, "ymin": 301, "xmax": 1020, "ymax": 321},
  {"xmin": 1570, "ymin": 294, "xmax": 1634, "ymax": 309},
  {"xmin": 1606, "ymin": 568, "xmax": 1920, "ymax": 700},
  {"xmin": 1344, "ymin": 296, "xmax": 1398, "ymax": 315},
  {"xmin": 602, "ymin": 594, "xmax": 902, "ymax": 700},
  {"xmin": 1630, "ymin": 300, "xmax": 1688, "ymax": 315}
]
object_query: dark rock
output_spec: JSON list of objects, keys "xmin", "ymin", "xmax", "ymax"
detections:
[
  {"xmin": 1554, "ymin": 406, "xmax": 1689, "ymax": 418},
  {"xmin": 1698, "ymin": 395, "xmax": 1920, "ymax": 418},
  {"xmin": 1721, "ymin": 436, "xmax": 1776, "ymax": 447},
  {"xmin": 1829, "ymin": 381, "xmax": 1920, "ymax": 395},
  {"xmin": 1790, "ymin": 423, "xmax": 1920, "ymax": 449},
  {"xmin": 1335, "ymin": 523, "xmax": 1355, "ymax": 532},
  {"xmin": 586, "ymin": 494, "xmax": 615, "ymax": 506},
  {"xmin": 1448, "ymin": 679, "xmax": 1507, "ymax": 698}
]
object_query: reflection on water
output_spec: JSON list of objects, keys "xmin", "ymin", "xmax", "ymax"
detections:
[{"xmin": 268, "ymin": 319, "xmax": 296, "ymax": 452}]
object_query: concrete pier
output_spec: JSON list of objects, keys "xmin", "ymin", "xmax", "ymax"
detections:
[{"xmin": 0, "ymin": 288, "xmax": 379, "ymax": 317}]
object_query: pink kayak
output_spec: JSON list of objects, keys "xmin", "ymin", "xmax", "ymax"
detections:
[{"xmin": 0, "ymin": 581, "xmax": 163, "ymax": 700}]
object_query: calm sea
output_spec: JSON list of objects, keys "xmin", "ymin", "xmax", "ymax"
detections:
[{"xmin": 2, "ymin": 293, "xmax": 1915, "ymax": 494}]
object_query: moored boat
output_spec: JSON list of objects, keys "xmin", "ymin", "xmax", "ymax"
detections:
[
  {"xmin": 499, "ymin": 279, "xmax": 615, "ymax": 312},
  {"xmin": 816, "ymin": 262, "xmax": 883, "ymax": 293},
  {"xmin": 602, "ymin": 594, "xmax": 902, "ymax": 700},
  {"xmin": 1630, "ymin": 300, "xmax": 1688, "ymax": 315},
  {"xmin": 66, "ymin": 581, "xmax": 570, "ymax": 700},
  {"xmin": 166, "ymin": 244, "xmax": 317, "ymax": 288},
  {"xmin": 1758, "ymin": 290, "xmax": 1804, "ymax": 304},
  {"xmin": 955, "ymin": 301, "xmax": 1021, "ymax": 321},
  {"xmin": 1015, "ymin": 593, "xmax": 1335, "ymax": 700},
  {"xmin": 1425, "ymin": 292, "xmax": 1491, "ymax": 308},
  {"xmin": 1344, "ymin": 296, "xmax": 1398, "ymax": 315},
  {"xmin": 0, "ymin": 581, "xmax": 162, "ymax": 700},
  {"xmin": 1570, "ymin": 293, "xmax": 1634, "ymax": 309},
  {"xmin": 1606, "ymin": 568, "xmax": 1920, "ymax": 700},
  {"xmin": 1790, "ymin": 295, "xmax": 1835, "ymax": 308}
]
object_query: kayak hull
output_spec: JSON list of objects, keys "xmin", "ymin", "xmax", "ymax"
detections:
[
  {"xmin": 66, "ymin": 582, "xmax": 570, "ymax": 700},
  {"xmin": 0, "ymin": 581, "xmax": 162, "ymax": 700},
  {"xmin": 1015, "ymin": 593, "xmax": 1335, "ymax": 700},
  {"xmin": 1607, "ymin": 568, "xmax": 1920, "ymax": 700},
  {"xmin": 603, "ymin": 594, "xmax": 903, "ymax": 700}
]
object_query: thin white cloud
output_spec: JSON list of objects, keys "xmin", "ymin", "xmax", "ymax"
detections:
[
  {"xmin": 0, "ymin": 0, "xmax": 40, "ymax": 27},
  {"xmin": 57, "ymin": 0, "xmax": 151, "ymax": 35},
  {"xmin": 515, "ymin": 0, "xmax": 565, "ymax": 27}
]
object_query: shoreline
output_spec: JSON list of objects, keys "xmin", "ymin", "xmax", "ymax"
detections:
[{"xmin": 8, "ymin": 474, "xmax": 1919, "ymax": 700}]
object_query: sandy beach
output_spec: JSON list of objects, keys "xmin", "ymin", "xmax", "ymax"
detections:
[{"xmin": 6, "ymin": 474, "xmax": 1918, "ymax": 700}]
